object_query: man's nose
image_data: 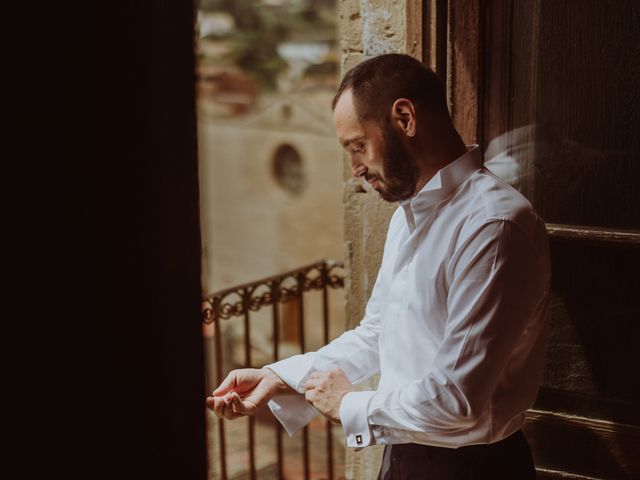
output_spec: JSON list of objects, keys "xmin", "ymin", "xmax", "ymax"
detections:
[{"xmin": 351, "ymin": 161, "xmax": 367, "ymax": 179}]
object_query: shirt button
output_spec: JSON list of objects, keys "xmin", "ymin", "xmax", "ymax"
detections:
[{"xmin": 356, "ymin": 434, "xmax": 363, "ymax": 445}]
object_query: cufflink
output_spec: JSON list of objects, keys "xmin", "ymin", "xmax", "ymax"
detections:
[{"xmin": 356, "ymin": 434, "xmax": 363, "ymax": 445}]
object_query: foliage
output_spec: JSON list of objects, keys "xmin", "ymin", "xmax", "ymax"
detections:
[
  {"xmin": 198, "ymin": 0, "xmax": 335, "ymax": 91},
  {"xmin": 222, "ymin": 31, "xmax": 288, "ymax": 90}
]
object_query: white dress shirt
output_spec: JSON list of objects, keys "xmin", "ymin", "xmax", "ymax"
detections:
[{"xmin": 264, "ymin": 144, "xmax": 550, "ymax": 450}]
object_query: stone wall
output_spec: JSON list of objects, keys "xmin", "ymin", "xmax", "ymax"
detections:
[{"xmin": 337, "ymin": 1, "xmax": 421, "ymax": 477}]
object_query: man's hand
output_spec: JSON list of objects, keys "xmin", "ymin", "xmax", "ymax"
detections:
[
  {"xmin": 206, "ymin": 367, "xmax": 295, "ymax": 420},
  {"xmin": 303, "ymin": 368, "xmax": 355, "ymax": 423}
]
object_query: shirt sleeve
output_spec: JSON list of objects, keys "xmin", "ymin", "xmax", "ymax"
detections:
[
  {"xmin": 264, "ymin": 246, "xmax": 389, "ymax": 437},
  {"xmin": 339, "ymin": 218, "xmax": 550, "ymax": 447},
  {"xmin": 263, "ymin": 208, "xmax": 405, "ymax": 437}
]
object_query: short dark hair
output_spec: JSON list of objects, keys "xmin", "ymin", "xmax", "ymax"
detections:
[{"xmin": 331, "ymin": 53, "xmax": 447, "ymax": 123}]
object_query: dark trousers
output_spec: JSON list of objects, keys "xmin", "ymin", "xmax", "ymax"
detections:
[{"xmin": 376, "ymin": 430, "xmax": 536, "ymax": 480}]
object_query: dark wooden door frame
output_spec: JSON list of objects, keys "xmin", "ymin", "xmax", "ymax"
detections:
[
  {"xmin": 435, "ymin": 1, "xmax": 640, "ymax": 478},
  {"xmin": 443, "ymin": 0, "xmax": 640, "ymax": 247}
]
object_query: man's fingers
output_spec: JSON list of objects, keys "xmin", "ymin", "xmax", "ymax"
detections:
[
  {"xmin": 222, "ymin": 395, "xmax": 242, "ymax": 420},
  {"xmin": 211, "ymin": 396, "xmax": 226, "ymax": 417},
  {"xmin": 206, "ymin": 394, "xmax": 246, "ymax": 420},
  {"xmin": 304, "ymin": 389, "xmax": 316, "ymax": 403},
  {"xmin": 303, "ymin": 378, "xmax": 318, "ymax": 390},
  {"xmin": 212, "ymin": 371, "xmax": 236, "ymax": 396},
  {"xmin": 231, "ymin": 393, "xmax": 257, "ymax": 416}
]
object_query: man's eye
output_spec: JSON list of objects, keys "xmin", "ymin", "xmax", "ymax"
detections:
[{"xmin": 353, "ymin": 144, "xmax": 365, "ymax": 153}]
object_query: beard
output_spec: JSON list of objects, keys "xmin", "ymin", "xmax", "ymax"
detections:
[{"xmin": 373, "ymin": 123, "xmax": 420, "ymax": 202}]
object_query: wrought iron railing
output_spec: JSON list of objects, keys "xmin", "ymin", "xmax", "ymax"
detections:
[{"xmin": 202, "ymin": 259, "xmax": 345, "ymax": 480}]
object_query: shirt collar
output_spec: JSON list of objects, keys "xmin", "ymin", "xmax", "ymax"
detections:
[{"xmin": 399, "ymin": 144, "xmax": 483, "ymax": 231}]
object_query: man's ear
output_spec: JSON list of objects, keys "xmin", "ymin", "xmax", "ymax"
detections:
[{"xmin": 390, "ymin": 98, "xmax": 417, "ymax": 137}]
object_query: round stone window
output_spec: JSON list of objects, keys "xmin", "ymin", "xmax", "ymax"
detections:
[{"xmin": 272, "ymin": 144, "xmax": 306, "ymax": 196}]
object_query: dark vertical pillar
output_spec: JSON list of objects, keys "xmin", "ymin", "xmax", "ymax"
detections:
[
  {"xmin": 448, "ymin": 0, "xmax": 483, "ymax": 144},
  {"xmin": 18, "ymin": 1, "xmax": 207, "ymax": 479}
]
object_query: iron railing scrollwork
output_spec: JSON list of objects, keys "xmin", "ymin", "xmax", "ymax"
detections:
[{"xmin": 202, "ymin": 259, "xmax": 344, "ymax": 324}]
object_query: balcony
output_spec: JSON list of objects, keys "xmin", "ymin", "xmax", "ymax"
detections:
[{"xmin": 202, "ymin": 260, "xmax": 347, "ymax": 480}]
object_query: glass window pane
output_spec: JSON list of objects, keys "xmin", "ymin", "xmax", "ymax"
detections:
[{"xmin": 483, "ymin": 0, "xmax": 640, "ymax": 231}]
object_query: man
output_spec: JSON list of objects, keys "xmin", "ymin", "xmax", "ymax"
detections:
[{"xmin": 206, "ymin": 53, "xmax": 550, "ymax": 479}]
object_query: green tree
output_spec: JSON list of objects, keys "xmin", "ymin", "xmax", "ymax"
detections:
[{"xmin": 199, "ymin": 0, "xmax": 335, "ymax": 91}]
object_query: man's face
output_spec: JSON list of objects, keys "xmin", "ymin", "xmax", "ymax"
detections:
[{"xmin": 334, "ymin": 89, "xmax": 419, "ymax": 202}]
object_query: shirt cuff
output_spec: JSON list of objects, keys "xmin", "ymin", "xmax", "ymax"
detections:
[
  {"xmin": 263, "ymin": 352, "xmax": 316, "ymax": 393},
  {"xmin": 339, "ymin": 390, "xmax": 376, "ymax": 448},
  {"xmin": 267, "ymin": 394, "xmax": 320, "ymax": 437}
]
